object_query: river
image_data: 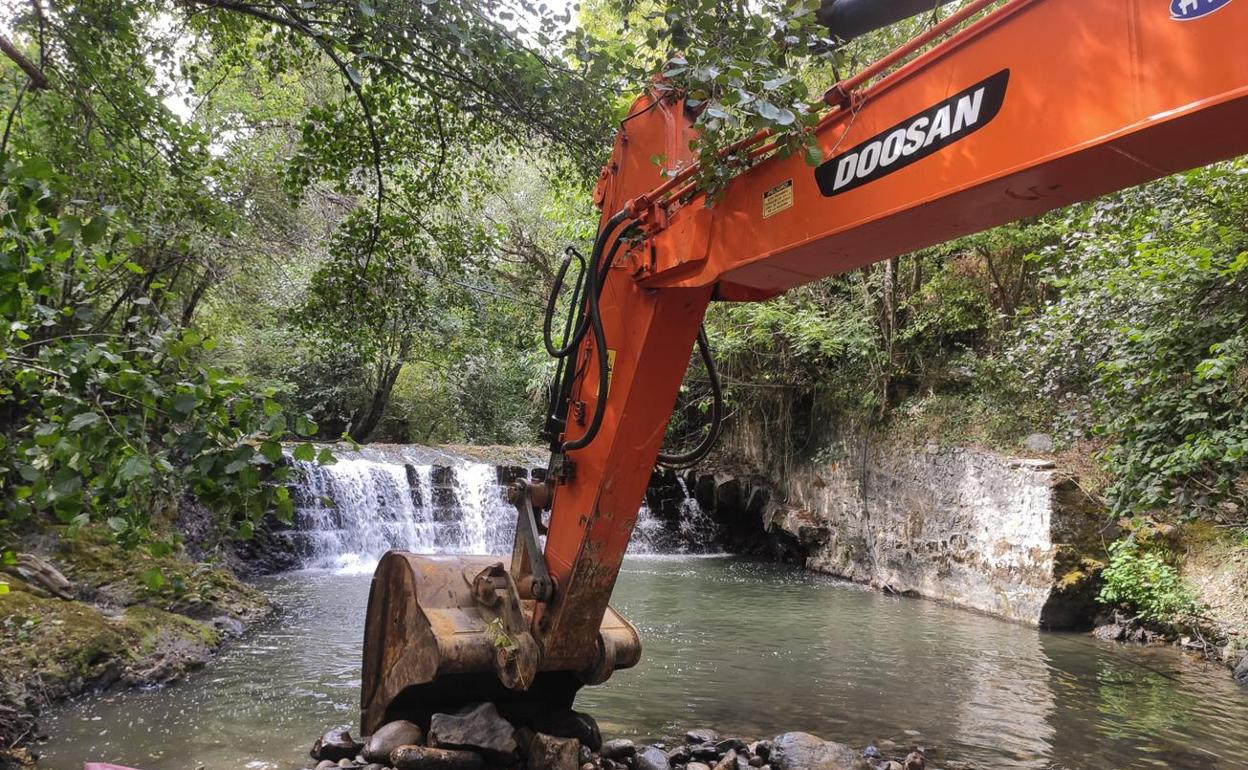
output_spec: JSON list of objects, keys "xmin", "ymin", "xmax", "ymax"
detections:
[{"xmin": 37, "ymin": 556, "xmax": 1248, "ymax": 770}]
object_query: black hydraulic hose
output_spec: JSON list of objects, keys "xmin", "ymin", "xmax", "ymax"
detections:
[
  {"xmin": 560, "ymin": 214, "xmax": 632, "ymax": 452},
  {"xmin": 656, "ymin": 325, "xmax": 724, "ymax": 469},
  {"xmin": 543, "ymin": 246, "xmax": 586, "ymax": 358}
]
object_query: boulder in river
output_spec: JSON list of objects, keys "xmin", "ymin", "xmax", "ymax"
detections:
[
  {"xmin": 531, "ymin": 709, "xmax": 603, "ymax": 752},
  {"xmin": 529, "ymin": 733, "xmax": 581, "ymax": 770},
  {"xmin": 635, "ymin": 745, "xmax": 672, "ymax": 770},
  {"xmin": 312, "ymin": 729, "xmax": 365, "ymax": 762},
  {"xmin": 601, "ymin": 738, "xmax": 637, "ymax": 760},
  {"xmin": 391, "ymin": 745, "xmax": 485, "ymax": 770},
  {"xmin": 769, "ymin": 733, "xmax": 863, "ymax": 770},
  {"xmin": 364, "ymin": 720, "xmax": 425, "ymax": 763},
  {"xmin": 429, "ymin": 703, "xmax": 518, "ymax": 762},
  {"xmin": 1234, "ymin": 653, "xmax": 1248, "ymax": 684},
  {"xmin": 686, "ymin": 729, "xmax": 719, "ymax": 745}
]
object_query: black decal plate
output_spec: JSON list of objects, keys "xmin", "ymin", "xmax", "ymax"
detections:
[{"xmin": 815, "ymin": 69, "xmax": 1009, "ymax": 197}]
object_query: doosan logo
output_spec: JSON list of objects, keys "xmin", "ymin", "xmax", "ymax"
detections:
[
  {"xmin": 1171, "ymin": 0, "xmax": 1234, "ymax": 20},
  {"xmin": 815, "ymin": 70, "xmax": 1009, "ymax": 197}
]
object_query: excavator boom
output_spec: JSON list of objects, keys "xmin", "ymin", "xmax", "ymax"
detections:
[{"xmin": 362, "ymin": 0, "xmax": 1248, "ymax": 734}]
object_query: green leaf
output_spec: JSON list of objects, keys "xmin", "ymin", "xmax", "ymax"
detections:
[
  {"xmin": 259, "ymin": 440, "xmax": 283, "ymax": 463},
  {"xmin": 66, "ymin": 411, "xmax": 102, "ymax": 431},
  {"xmin": 172, "ymin": 393, "xmax": 197, "ymax": 414},
  {"xmin": 141, "ymin": 567, "xmax": 165, "ymax": 592},
  {"xmin": 292, "ymin": 442, "xmax": 316, "ymax": 462},
  {"xmin": 107, "ymin": 516, "xmax": 129, "ymax": 533}
]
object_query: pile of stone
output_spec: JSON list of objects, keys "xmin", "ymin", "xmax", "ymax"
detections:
[{"xmin": 302, "ymin": 703, "xmax": 931, "ymax": 770}]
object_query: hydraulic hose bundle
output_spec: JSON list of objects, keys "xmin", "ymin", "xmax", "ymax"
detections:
[{"xmin": 541, "ymin": 213, "xmax": 723, "ymax": 467}]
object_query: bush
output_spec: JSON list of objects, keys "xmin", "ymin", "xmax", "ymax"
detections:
[{"xmin": 1097, "ymin": 538, "xmax": 1200, "ymax": 625}]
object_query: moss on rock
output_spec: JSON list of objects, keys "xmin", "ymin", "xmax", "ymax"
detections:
[{"xmin": 0, "ymin": 526, "xmax": 271, "ymax": 754}]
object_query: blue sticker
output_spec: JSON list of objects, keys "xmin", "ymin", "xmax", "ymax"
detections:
[{"xmin": 1171, "ymin": 0, "xmax": 1234, "ymax": 20}]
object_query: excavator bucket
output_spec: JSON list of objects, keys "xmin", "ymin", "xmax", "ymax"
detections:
[{"xmin": 360, "ymin": 551, "xmax": 640, "ymax": 735}]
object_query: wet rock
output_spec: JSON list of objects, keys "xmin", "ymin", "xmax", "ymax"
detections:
[
  {"xmin": 749, "ymin": 757, "xmax": 767, "ymax": 768},
  {"xmin": 769, "ymin": 733, "xmax": 861, "ymax": 770},
  {"xmin": 689, "ymin": 743, "xmax": 721, "ymax": 761},
  {"xmin": 602, "ymin": 739, "xmax": 637, "ymax": 760},
  {"xmin": 579, "ymin": 744, "xmax": 595, "ymax": 765},
  {"xmin": 315, "ymin": 762, "xmax": 336, "ymax": 770},
  {"xmin": 516, "ymin": 727, "xmax": 537, "ymax": 757},
  {"xmin": 391, "ymin": 745, "xmax": 486, "ymax": 770},
  {"xmin": 313, "ymin": 730, "xmax": 365, "ymax": 762},
  {"xmin": 861, "ymin": 747, "xmax": 880, "ymax": 761},
  {"xmin": 716, "ymin": 739, "xmax": 747, "ymax": 755},
  {"xmin": 529, "ymin": 733, "xmax": 581, "ymax": 770},
  {"xmin": 430, "ymin": 703, "xmax": 517, "ymax": 762},
  {"xmin": 362, "ymin": 765, "xmax": 387, "ymax": 770},
  {"xmin": 875, "ymin": 763, "xmax": 902, "ymax": 770},
  {"xmin": 712, "ymin": 749, "xmax": 737, "ymax": 770},
  {"xmin": 687, "ymin": 763, "xmax": 711, "ymax": 770},
  {"xmin": 685, "ymin": 729, "xmax": 718, "ymax": 745},
  {"xmin": 338, "ymin": 760, "xmax": 356, "ymax": 768},
  {"xmin": 903, "ymin": 750, "xmax": 925, "ymax": 770},
  {"xmin": 750, "ymin": 742, "xmax": 771, "ymax": 762},
  {"xmin": 635, "ymin": 746, "xmax": 672, "ymax": 770},
  {"xmin": 365, "ymin": 720, "xmax": 425, "ymax": 764},
  {"xmin": 667, "ymin": 746, "xmax": 692, "ymax": 764},
  {"xmin": 582, "ymin": 764, "xmax": 596, "ymax": 770},
  {"xmin": 533, "ymin": 710, "xmax": 603, "ymax": 752},
  {"xmin": 1092, "ymin": 623, "xmax": 1125, "ymax": 642},
  {"xmin": 603, "ymin": 760, "xmax": 625, "ymax": 770},
  {"xmin": 1234, "ymin": 653, "xmax": 1248, "ymax": 683}
]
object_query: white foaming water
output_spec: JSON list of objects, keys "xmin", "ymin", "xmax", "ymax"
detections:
[{"xmin": 290, "ymin": 456, "xmax": 717, "ymax": 572}]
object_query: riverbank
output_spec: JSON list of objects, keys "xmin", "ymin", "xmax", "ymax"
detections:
[{"xmin": 0, "ymin": 526, "xmax": 270, "ymax": 769}]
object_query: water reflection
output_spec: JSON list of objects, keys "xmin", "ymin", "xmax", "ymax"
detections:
[{"xmin": 37, "ymin": 558, "xmax": 1248, "ymax": 770}]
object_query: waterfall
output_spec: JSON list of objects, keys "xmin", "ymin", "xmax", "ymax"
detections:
[{"xmin": 289, "ymin": 454, "xmax": 720, "ymax": 571}]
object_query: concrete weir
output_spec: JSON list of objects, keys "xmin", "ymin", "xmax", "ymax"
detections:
[{"xmin": 685, "ymin": 437, "xmax": 1108, "ymax": 628}]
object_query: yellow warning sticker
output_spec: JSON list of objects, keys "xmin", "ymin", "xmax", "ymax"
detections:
[
  {"xmin": 763, "ymin": 179, "xmax": 794, "ymax": 218},
  {"xmin": 606, "ymin": 349, "xmax": 617, "ymax": 388}
]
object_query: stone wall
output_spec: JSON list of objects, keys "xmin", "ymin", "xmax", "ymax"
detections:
[{"xmin": 703, "ymin": 427, "xmax": 1109, "ymax": 628}]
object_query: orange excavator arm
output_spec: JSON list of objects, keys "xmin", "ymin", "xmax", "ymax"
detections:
[{"xmin": 362, "ymin": 0, "xmax": 1248, "ymax": 733}]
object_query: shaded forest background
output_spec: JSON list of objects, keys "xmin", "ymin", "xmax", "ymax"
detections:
[{"xmin": 0, "ymin": 1, "xmax": 1244, "ymax": 623}]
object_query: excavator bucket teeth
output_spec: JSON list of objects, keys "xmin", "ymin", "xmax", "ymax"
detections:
[{"xmin": 360, "ymin": 551, "xmax": 640, "ymax": 735}]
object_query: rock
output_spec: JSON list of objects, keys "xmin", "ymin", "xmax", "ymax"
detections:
[
  {"xmin": 1233, "ymin": 653, "xmax": 1248, "ymax": 683},
  {"xmin": 903, "ymin": 751, "xmax": 925, "ymax": 770},
  {"xmin": 635, "ymin": 746, "xmax": 672, "ymax": 770},
  {"xmin": 579, "ymin": 744, "xmax": 595, "ymax": 765},
  {"xmin": 602, "ymin": 739, "xmax": 637, "ymax": 760},
  {"xmin": 749, "ymin": 758, "xmax": 766, "ymax": 768},
  {"xmin": 210, "ymin": 615, "xmax": 246, "ymax": 637},
  {"xmin": 861, "ymin": 747, "xmax": 880, "ymax": 761},
  {"xmin": 338, "ymin": 760, "xmax": 356, "ymax": 768},
  {"xmin": 391, "ymin": 745, "xmax": 486, "ymax": 770},
  {"xmin": 1021, "ymin": 433, "xmax": 1054, "ymax": 453},
  {"xmin": 690, "ymin": 743, "xmax": 722, "ymax": 761},
  {"xmin": 712, "ymin": 749, "xmax": 737, "ymax": 770},
  {"xmin": 313, "ymin": 730, "xmax": 365, "ymax": 762},
  {"xmin": 769, "ymin": 733, "xmax": 861, "ymax": 770},
  {"xmin": 531, "ymin": 710, "xmax": 603, "ymax": 752},
  {"xmin": 687, "ymin": 763, "xmax": 711, "ymax": 770},
  {"xmin": 582, "ymin": 765, "xmax": 596, "ymax": 770},
  {"xmin": 667, "ymin": 746, "xmax": 692, "ymax": 764},
  {"xmin": 516, "ymin": 727, "xmax": 537, "ymax": 756},
  {"xmin": 316, "ymin": 762, "xmax": 336, "ymax": 770},
  {"xmin": 365, "ymin": 720, "xmax": 425, "ymax": 764},
  {"xmin": 363, "ymin": 765, "xmax": 387, "ymax": 770},
  {"xmin": 716, "ymin": 740, "xmax": 747, "ymax": 755},
  {"xmin": 529, "ymin": 733, "xmax": 581, "ymax": 770},
  {"xmin": 429, "ymin": 703, "xmax": 517, "ymax": 762},
  {"xmin": 603, "ymin": 760, "xmax": 624, "ymax": 770},
  {"xmin": 685, "ymin": 729, "xmax": 719, "ymax": 745},
  {"xmin": 1092, "ymin": 623, "xmax": 1125, "ymax": 642},
  {"xmin": 751, "ymin": 742, "xmax": 771, "ymax": 762},
  {"xmin": 877, "ymin": 763, "xmax": 902, "ymax": 770}
]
